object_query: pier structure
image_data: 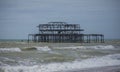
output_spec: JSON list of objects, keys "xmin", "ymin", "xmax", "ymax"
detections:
[{"xmin": 28, "ymin": 22, "xmax": 104, "ymax": 43}]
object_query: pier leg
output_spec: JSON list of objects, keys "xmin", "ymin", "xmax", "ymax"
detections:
[{"xmin": 28, "ymin": 35, "xmax": 29, "ymax": 43}]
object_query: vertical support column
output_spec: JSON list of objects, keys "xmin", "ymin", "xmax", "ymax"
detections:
[
  {"xmin": 41, "ymin": 35, "xmax": 43, "ymax": 42},
  {"xmin": 102, "ymin": 35, "xmax": 104, "ymax": 43},
  {"xmin": 92, "ymin": 35, "xmax": 94, "ymax": 43},
  {"xmin": 32, "ymin": 35, "xmax": 34, "ymax": 42},
  {"xmin": 94, "ymin": 35, "xmax": 96, "ymax": 43},
  {"xmin": 94, "ymin": 36, "xmax": 95, "ymax": 43},
  {"xmin": 60, "ymin": 31, "xmax": 62, "ymax": 42},
  {"xmin": 54, "ymin": 34, "xmax": 56, "ymax": 42},
  {"xmin": 64, "ymin": 34, "xmax": 65, "ymax": 42},
  {"xmin": 88, "ymin": 35, "xmax": 90, "ymax": 43},
  {"xmin": 61, "ymin": 35, "xmax": 63, "ymax": 42},
  {"xmin": 87, "ymin": 35, "xmax": 89, "ymax": 43},
  {"xmin": 96, "ymin": 36, "xmax": 97, "ymax": 43},
  {"xmin": 79, "ymin": 35, "xmax": 82, "ymax": 43},
  {"xmin": 48, "ymin": 35, "xmax": 50, "ymax": 42},
  {"xmin": 62, "ymin": 35, "xmax": 63, "ymax": 42},
  {"xmin": 34, "ymin": 35, "xmax": 37, "ymax": 42},
  {"xmin": 46, "ymin": 35, "xmax": 47, "ymax": 42},
  {"xmin": 28, "ymin": 35, "xmax": 30, "ymax": 43},
  {"xmin": 100, "ymin": 35, "xmax": 103, "ymax": 43},
  {"xmin": 42, "ymin": 35, "xmax": 44, "ymax": 42},
  {"xmin": 44, "ymin": 35, "xmax": 46, "ymax": 42},
  {"xmin": 95, "ymin": 35, "xmax": 97, "ymax": 43},
  {"xmin": 53, "ymin": 34, "xmax": 54, "ymax": 42},
  {"xmin": 82, "ymin": 35, "xmax": 85, "ymax": 43},
  {"xmin": 97, "ymin": 36, "xmax": 99, "ymax": 43},
  {"xmin": 58, "ymin": 34, "xmax": 59, "ymax": 43},
  {"xmin": 38, "ymin": 36, "xmax": 40, "ymax": 42},
  {"xmin": 36, "ymin": 36, "xmax": 38, "ymax": 42}
]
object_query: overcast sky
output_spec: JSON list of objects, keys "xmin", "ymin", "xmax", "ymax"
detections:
[{"xmin": 0, "ymin": 0, "xmax": 120, "ymax": 39}]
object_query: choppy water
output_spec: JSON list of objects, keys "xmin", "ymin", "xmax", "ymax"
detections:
[{"xmin": 0, "ymin": 40, "xmax": 120, "ymax": 72}]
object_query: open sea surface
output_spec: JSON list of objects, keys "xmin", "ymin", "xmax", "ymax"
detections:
[{"xmin": 0, "ymin": 39, "xmax": 120, "ymax": 72}]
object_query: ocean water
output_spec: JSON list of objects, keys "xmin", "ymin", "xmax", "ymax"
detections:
[{"xmin": 0, "ymin": 40, "xmax": 120, "ymax": 72}]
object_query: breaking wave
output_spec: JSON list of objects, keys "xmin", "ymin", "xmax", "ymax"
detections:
[
  {"xmin": 56, "ymin": 45, "xmax": 115, "ymax": 50},
  {"xmin": 0, "ymin": 46, "xmax": 51, "ymax": 53},
  {"xmin": 0, "ymin": 48, "xmax": 21, "ymax": 53},
  {"xmin": 23, "ymin": 46, "xmax": 51, "ymax": 52},
  {"xmin": 0, "ymin": 54, "xmax": 120, "ymax": 72},
  {"xmin": 0, "ymin": 45, "xmax": 115, "ymax": 53},
  {"xmin": 35, "ymin": 46, "xmax": 51, "ymax": 51}
]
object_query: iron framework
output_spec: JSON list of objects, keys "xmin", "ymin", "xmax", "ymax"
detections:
[{"xmin": 28, "ymin": 22, "xmax": 104, "ymax": 43}]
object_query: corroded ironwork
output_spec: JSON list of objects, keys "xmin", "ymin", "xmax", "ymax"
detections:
[{"xmin": 28, "ymin": 22, "xmax": 104, "ymax": 43}]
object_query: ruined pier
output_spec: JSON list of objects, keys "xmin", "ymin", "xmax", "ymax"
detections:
[{"xmin": 28, "ymin": 22, "xmax": 104, "ymax": 43}]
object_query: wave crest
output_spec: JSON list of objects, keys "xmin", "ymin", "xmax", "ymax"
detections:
[
  {"xmin": 23, "ymin": 46, "xmax": 51, "ymax": 52},
  {"xmin": 0, "ymin": 48, "xmax": 21, "ymax": 53},
  {"xmin": 56, "ymin": 45, "xmax": 115, "ymax": 50},
  {"xmin": 1, "ymin": 54, "xmax": 120, "ymax": 72}
]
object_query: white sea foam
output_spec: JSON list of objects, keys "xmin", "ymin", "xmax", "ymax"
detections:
[
  {"xmin": 34, "ymin": 46, "xmax": 51, "ymax": 51},
  {"xmin": 0, "ymin": 57, "xmax": 15, "ymax": 62},
  {"xmin": 56, "ymin": 45, "xmax": 115, "ymax": 50},
  {"xmin": 0, "ymin": 48, "xmax": 21, "ymax": 53},
  {"xmin": 0, "ymin": 61, "xmax": 8, "ymax": 66},
  {"xmin": 1, "ymin": 54, "xmax": 120, "ymax": 72},
  {"xmin": 89, "ymin": 45, "xmax": 115, "ymax": 49},
  {"xmin": 18, "ymin": 59, "xmax": 37, "ymax": 66},
  {"xmin": 0, "ymin": 57, "xmax": 16, "ymax": 66},
  {"xmin": 1, "ymin": 65, "xmax": 39, "ymax": 72},
  {"xmin": 23, "ymin": 46, "xmax": 51, "ymax": 52}
]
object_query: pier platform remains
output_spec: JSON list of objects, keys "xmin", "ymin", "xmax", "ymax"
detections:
[{"xmin": 28, "ymin": 22, "xmax": 104, "ymax": 43}]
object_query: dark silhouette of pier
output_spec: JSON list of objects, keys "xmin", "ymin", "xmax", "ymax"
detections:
[{"xmin": 28, "ymin": 22, "xmax": 104, "ymax": 43}]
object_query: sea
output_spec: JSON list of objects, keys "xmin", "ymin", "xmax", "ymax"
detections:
[{"xmin": 0, "ymin": 39, "xmax": 120, "ymax": 72}]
